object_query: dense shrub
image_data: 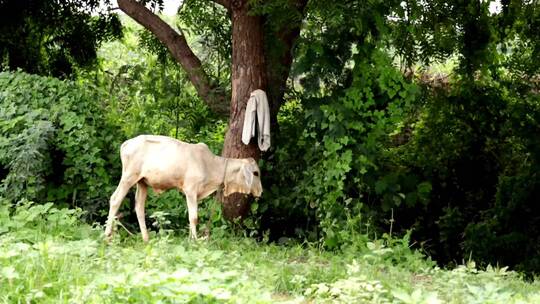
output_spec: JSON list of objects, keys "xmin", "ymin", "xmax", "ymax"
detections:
[
  {"xmin": 262, "ymin": 55, "xmax": 540, "ymax": 274},
  {"xmin": 4, "ymin": 203, "xmax": 539, "ymax": 303},
  {"xmin": 384, "ymin": 77, "xmax": 540, "ymax": 274},
  {"xmin": 261, "ymin": 50, "xmax": 427, "ymax": 247},
  {"xmin": 0, "ymin": 71, "xmax": 123, "ymax": 218}
]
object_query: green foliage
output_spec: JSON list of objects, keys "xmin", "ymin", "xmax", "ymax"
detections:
[
  {"xmin": 385, "ymin": 75, "xmax": 540, "ymax": 273},
  {"xmin": 306, "ymin": 260, "xmax": 540, "ymax": 304},
  {"xmin": 177, "ymin": 0, "xmax": 231, "ymax": 88},
  {"xmin": 1, "ymin": 204, "xmax": 539, "ymax": 303},
  {"xmin": 84, "ymin": 19, "xmax": 226, "ymax": 152},
  {"xmin": 0, "ymin": 71, "xmax": 123, "ymax": 217},
  {"xmin": 293, "ymin": 0, "xmax": 400, "ymax": 93},
  {"xmin": 85, "ymin": 0, "xmax": 540, "ymax": 277},
  {"xmin": 3, "ymin": 0, "xmax": 540, "ymax": 280},
  {"xmin": 256, "ymin": 0, "xmax": 540, "ymax": 276},
  {"xmin": 264, "ymin": 50, "xmax": 424, "ymax": 248},
  {"xmin": 0, "ymin": 0, "xmax": 122, "ymax": 76},
  {"xmin": 390, "ymin": 0, "xmax": 540, "ymax": 77},
  {"xmin": 0, "ymin": 199, "xmax": 91, "ymax": 241},
  {"xmin": 391, "ymin": 0, "xmax": 493, "ymax": 72},
  {"xmin": 301, "ymin": 51, "xmax": 419, "ymax": 247}
]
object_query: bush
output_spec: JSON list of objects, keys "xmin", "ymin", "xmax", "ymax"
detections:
[
  {"xmin": 0, "ymin": 199, "xmax": 98, "ymax": 246},
  {"xmin": 0, "ymin": 71, "xmax": 123, "ymax": 218},
  {"xmin": 391, "ymin": 77, "xmax": 540, "ymax": 274},
  {"xmin": 261, "ymin": 50, "xmax": 426, "ymax": 247},
  {"xmin": 262, "ymin": 52, "xmax": 540, "ymax": 275}
]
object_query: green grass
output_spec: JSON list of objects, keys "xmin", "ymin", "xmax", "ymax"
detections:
[{"xmin": 1, "ymin": 202, "xmax": 539, "ymax": 303}]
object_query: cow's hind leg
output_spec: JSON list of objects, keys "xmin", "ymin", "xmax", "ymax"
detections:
[
  {"xmin": 134, "ymin": 181, "xmax": 149, "ymax": 242},
  {"xmin": 104, "ymin": 175, "xmax": 138, "ymax": 240}
]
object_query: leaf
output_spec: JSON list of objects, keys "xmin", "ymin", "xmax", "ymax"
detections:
[
  {"xmin": 392, "ymin": 289, "xmax": 412, "ymax": 302},
  {"xmin": 251, "ymin": 202, "xmax": 259, "ymax": 213},
  {"xmin": 417, "ymin": 182, "xmax": 432, "ymax": 196},
  {"xmin": 1, "ymin": 266, "xmax": 19, "ymax": 280},
  {"xmin": 375, "ymin": 180, "xmax": 387, "ymax": 194}
]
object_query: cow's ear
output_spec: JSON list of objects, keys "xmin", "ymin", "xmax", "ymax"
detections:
[{"xmin": 243, "ymin": 164, "xmax": 253, "ymax": 187}]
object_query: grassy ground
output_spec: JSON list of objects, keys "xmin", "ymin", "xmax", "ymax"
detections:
[{"xmin": 1, "ymin": 202, "xmax": 539, "ymax": 303}]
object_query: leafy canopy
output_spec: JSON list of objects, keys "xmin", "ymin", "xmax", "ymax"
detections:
[{"xmin": 0, "ymin": 0, "xmax": 122, "ymax": 76}]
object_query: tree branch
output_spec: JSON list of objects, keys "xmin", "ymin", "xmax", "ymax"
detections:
[{"xmin": 117, "ymin": 0, "xmax": 229, "ymax": 116}]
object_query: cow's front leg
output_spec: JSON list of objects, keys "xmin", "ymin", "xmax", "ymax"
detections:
[{"xmin": 185, "ymin": 191, "xmax": 198, "ymax": 240}]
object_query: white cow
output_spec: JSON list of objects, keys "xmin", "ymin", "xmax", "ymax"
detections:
[{"xmin": 104, "ymin": 135, "xmax": 262, "ymax": 241}]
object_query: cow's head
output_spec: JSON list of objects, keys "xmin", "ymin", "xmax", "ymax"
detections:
[{"xmin": 224, "ymin": 158, "xmax": 263, "ymax": 197}]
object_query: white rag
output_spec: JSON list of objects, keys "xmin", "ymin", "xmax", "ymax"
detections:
[{"xmin": 242, "ymin": 89, "xmax": 271, "ymax": 151}]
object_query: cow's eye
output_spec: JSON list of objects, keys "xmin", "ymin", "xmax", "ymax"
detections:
[{"xmin": 253, "ymin": 171, "xmax": 259, "ymax": 177}]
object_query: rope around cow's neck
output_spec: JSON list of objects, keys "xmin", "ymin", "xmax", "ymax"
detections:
[{"xmin": 222, "ymin": 158, "xmax": 229, "ymax": 187}]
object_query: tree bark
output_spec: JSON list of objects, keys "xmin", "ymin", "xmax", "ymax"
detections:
[
  {"xmin": 220, "ymin": 0, "xmax": 267, "ymax": 220},
  {"xmin": 117, "ymin": 0, "xmax": 229, "ymax": 116}
]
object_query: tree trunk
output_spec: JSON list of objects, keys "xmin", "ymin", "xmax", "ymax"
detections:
[{"xmin": 221, "ymin": 0, "xmax": 267, "ymax": 220}]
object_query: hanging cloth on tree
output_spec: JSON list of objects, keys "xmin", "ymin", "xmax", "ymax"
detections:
[{"xmin": 241, "ymin": 89, "xmax": 271, "ymax": 151}]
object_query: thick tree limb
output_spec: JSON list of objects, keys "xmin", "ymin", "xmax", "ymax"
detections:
[{"xmin": 117, "ymin": 0, "xmax": 229, "ymax": 116}]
